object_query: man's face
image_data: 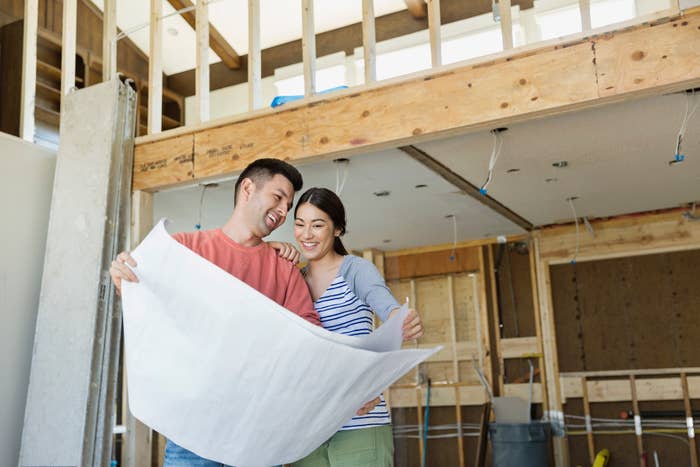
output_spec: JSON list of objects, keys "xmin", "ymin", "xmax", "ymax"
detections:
[{"xmin": 244, "ymin": 174, "xmax": 295, "ymax": 238}]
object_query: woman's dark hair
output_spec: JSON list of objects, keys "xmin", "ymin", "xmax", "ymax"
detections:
[{"xmin": 295, "ymin": 187, "xmax": 349, "ymax": 255}]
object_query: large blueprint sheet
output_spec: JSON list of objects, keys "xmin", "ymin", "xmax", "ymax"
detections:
[{"xmin": 121, "ymin": 220, "xmax": 439, "ymax": 466}]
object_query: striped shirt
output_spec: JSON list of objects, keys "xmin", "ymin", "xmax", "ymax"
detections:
[{"xmin": 311, "ymin": 255, "xmax": 400, "ymax": 431}]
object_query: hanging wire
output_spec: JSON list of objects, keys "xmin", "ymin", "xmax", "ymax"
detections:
[
  {"xmin": 447, "ymin": 214, "xmax": 458, "ymax": 261},
  {"xmin": 479, "ymin": 129, "xmax": 505, "ymax": 195},
  {"xmin": 334, "ymin": 159, "xmax": 350, "ymax": 195},
  {"xmin": 195, "ymin": 183, "xmax": 217, "ymax": 230},
  {"xmin": 567, "ymin": 196, "xmax": 580, "ymax": 264},
  {"xmin": 672, "ymin": 90, "xmax": 700, "ymax": 164}
]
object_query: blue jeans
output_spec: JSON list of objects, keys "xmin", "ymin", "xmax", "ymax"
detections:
[{"xmin": 164, "ymin": 439, "xmax": 281, "ymax": 467}]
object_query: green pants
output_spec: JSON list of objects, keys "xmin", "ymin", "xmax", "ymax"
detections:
[{"xmin": 292, "ymin": 425, "xmax": 394, "ymax": 467}]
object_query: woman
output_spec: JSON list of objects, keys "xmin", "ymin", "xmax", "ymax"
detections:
[{"xmin": 274, "ymin": 187, "xmax": 423, "ymax": 467}]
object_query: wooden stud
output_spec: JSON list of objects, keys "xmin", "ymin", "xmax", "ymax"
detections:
[
  {"xmin": 102, "ymin": 0, "xmax": 117, "ymax": 81},
  {"xmin": 681, "ymin": 372, "xmax": 699, "ymax": 467},
  {"xmin": 410, "ymin": 279, "xmax": 421, "ymax": 384},
  {"xmin": 579, "ymin": 0, "xmax": 592, "ymax": 32},
  {"xmin": 122, "ymin": 191, "xmax": 153, "ymax": 467},
  {"xmin": 194, "ymin": 0, "xmax": 210, "ymax": 124},
  {"xmin": 19, "ymin": 0, "xmax": 38, "ymax": 141},
  {"xmin": 498, "ymin": 0, "xmax": 514, "ymax": 50},
  {"xmin": 454, "ymin": 386, "xmax": 465, "ymax": 467},
  {"xmin": 61, "ymin": 0, "xmax": 77, "ymax": 96},
  {"xmin": 581, "ymin": 377, "xmax": 596, "ymax": 465},
  {"xmin": 528, "ymin": 239, "xmax": 549, "ymax": 413},
  {"xmin": 427, "ymin": 0, "xmax": 442, "ymax": 67},
  {"xmin": 302, "ymin": 0, "xmax": 316, "ymax": 96},
  {"xmin": 248, "ymin": 0, "xmax": 262, "ymax": 111},
  {"xmin": 447, "ymin": 275, "xmax": 459, "ymax": 382},
  {"xmin": 362, "ymin": 0, "xmax": 377, "ymax": 83},
  {"xmin": 630, "ymin": 375, "xmax": 644, "ymax": 467},
  {"xmin": 416, "ymin": 386, "xmax": 424, "ymax": 464},
  {"xmin": 487, "ymin": 245, "xmax": 505, "ymax": 394},
  {"xmin": 148, "ymin": 0, "xmax": 163, "ymax": 134},
  {"xmin": 166, "ymin": 0, "xmax": 241, "ymax": 70},
  {"xmin": 132, "ymin": 11, "xmax": 700, "ymax": 192},
  {"xmin": 476, "ymin": 249, "xmax": 493, "ymax": 387}
]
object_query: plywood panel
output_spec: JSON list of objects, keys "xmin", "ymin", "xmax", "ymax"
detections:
[
  {"xmin": 384, "ymin": 247, "xmax": 480, "ymax": 281},
  {"xmin": 132, "ymin": 134, "xmax": 194, "ymax": 191}
]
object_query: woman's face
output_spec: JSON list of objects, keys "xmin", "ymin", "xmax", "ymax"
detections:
[{"xmin": 294, "ymin": 202, "xmax": 341, "ymax": 262}]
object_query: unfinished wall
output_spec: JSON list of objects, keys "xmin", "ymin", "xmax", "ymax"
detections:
[{"xmin": 0, "ymin": 132, "xmax": 55, "ymax": 467}]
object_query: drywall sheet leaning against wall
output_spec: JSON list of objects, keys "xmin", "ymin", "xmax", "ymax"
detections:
[{"xmin": 122, "ymin": 220, "xmax": 440, "ymax": 467}]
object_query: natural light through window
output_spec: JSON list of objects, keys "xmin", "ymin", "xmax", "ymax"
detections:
[
  {"xmin": 274, "ymin": 64, "xmax": 347, "ymax": 96},
  {"xmin": 535, "ymin": 4, "xmax": 582, "ymax": 40},
  {"xmin": 591, "ymin": 0, "xmax": 636, "ymax": 28}
]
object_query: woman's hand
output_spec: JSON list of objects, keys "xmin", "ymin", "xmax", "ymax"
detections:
[
  {"xmin": 356, "ymin": 396, "xmax": 381, "ymax": 416},
  {"xmin": 402, "ymin": 308, "xmax": 423, "ymax": 341},
  {"xmin": 268, "ymin": 241, "xmax": 301, "ymax": 265},
  {"xmin": 109, "ymin": 251, "xmax": 139, "ymax": 295}
]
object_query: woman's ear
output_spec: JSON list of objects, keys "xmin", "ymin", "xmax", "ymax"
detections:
[{"xmin": 334, "ymin": 228, "xmax": 341, "ymax": 237}]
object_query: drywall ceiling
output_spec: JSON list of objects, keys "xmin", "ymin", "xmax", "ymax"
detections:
[
  {"xmin": 153, "ymin": 148, "xmax": 526, "ymax": 252},
  {"xmin": 154, "ymin": 91, "xmax": 699, "ymax": 252},
  {"xmin": 89, "ymin": 0, "xmax": 408, "ymax": 75},
  {"xmin": 416, "ymin": 91, "xmax": 700, "ymax": 226}
]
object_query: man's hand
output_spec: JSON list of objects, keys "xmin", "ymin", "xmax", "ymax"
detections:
[
  {"xmin": 109, "ymin": 251, "xmax": 139, "ymax": 295},
  {"xmin": 402, "ymin": 308, "xmax": 423, "ymax": 341},
  {"xmin": 268, "ymin": 241, "xmax": 301, "ymax": 265},
  {"xmin": 356, "ymin": 396, "xmax": 381, "ymax": 416}
]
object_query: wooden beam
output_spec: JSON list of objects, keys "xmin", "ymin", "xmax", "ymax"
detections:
[
  {"xmin": 681, "ymin": 372, "xmax": 699, "ymax": 467},
  {"xmin": 302, "ymin": 0, "xmax": 316, "ymax": 96},
  {"xmin": 447, "ymin": 275, "xmax": 459, "ymax": 381},
  {"xmin": 148, "ymin": 0, "xmax": 163, "ymax": 134},
  {"xmin": 528, "ymin": 239, "xmax": 549, "ymax": 413},
  {"xmin": 132, "ymin": 10, "xmax": 700, "ymax": 192},
  {"xmin": 399, "ymin": 145, "xmax": 533, "ymax": 230},
  {"xmin": 122, "ymin": 191, "xmax": 153, "ymax": 467},
  {"xmin": 537, "ymin": 209, "xmax": 700, "ymax": 264},
  {"xmin": 487, "ymin": 245, "xmax": 505, "ymax": 394},
  {"xmin": 405, "ymin": 0, "xmax": 427, "ymax": 19},
  {"xmin": 427, "ymin": 0, "xmax": 442, "ymax": 66},
  {"xmin": 102, "ymin": 0, "xmax": 117, "ymax": 81},
  {"xmin": 362, "ymin": 0, "xmax": 377, "ymax": 84},
  {"xmin": 61, "ymin": 0, "xmax": 77, "ymax": 96},
  {"xmin": 166, "ymin": 0, "xmax": 241, "ymax": 70},
  {"xmin": 581, "ymin": 377, "xmax": 596, "ymax": 465},
  {"xmin": 498, "ymin": 0, "xmax": 514, "ymax": 50},
  {"xmin": 19, "ymin": 0, "xmax": 38, "ymax": 141},
  {"xmin": 195, "ymin": 0, "xmax": 210, "ymax": 123},
  {"xmin": 248, "ymin": 0, "xmax": 262, "ymax": 111},
  {"xmin": 560, "ymin": 374, "xmax": 700, "ymax": 401}
]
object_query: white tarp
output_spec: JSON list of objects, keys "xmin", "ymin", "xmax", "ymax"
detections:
[{"xmin": 122, "ymin": 220, "xmax": 439, "ymax": 466}]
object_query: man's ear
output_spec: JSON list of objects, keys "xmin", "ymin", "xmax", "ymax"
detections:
[{"xmin": 239, "ymin": 178, "xmax": 255, "ymax": 202}]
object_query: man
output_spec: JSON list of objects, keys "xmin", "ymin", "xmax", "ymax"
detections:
[{"xmin": 111, "ymin": 158, "xmax": 378, "ymax": 466}]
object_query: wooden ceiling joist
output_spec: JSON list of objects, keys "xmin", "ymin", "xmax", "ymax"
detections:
[
  {"xmin": 132, "ymin": 10, "xmax": 700, "ymax": 192},
  {"xmin": 166, "ymin": 0, "xmax": 241, "ymax": 70},
  {"xmin": 398, "ymin": 145, "xmax": 533, "ymax": 231}
]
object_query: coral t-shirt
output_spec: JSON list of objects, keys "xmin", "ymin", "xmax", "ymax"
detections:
[{"xmin": 172, "ymin": 229, "xmax": 320, "ymax": 326}]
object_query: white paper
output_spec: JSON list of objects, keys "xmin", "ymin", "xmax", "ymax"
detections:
[{"xmin": 121, "ymin": 220, "xmax": 440, "ymax": 466}]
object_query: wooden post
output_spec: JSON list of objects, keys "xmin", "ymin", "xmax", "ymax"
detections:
[
  {"xmin": 148, "ymin": 0, "xmax": 163, "ymax": 134},
  {"xmin": 681, "ymin": 372, "xmax": 699, "ymax": 467},
  {"xmin": 427, "ymin": 0, "xmax": 441, "ymax": 67},
  {"xmin": 498, "ymin": 0, "xmax": 514, "ymax": 50},
  {"xmin": 630, "ymin": 375, "xmax": 644, "ymax": 467},
  {"xmin": 476, "ymin": 249, "xmax": 494, "ymax": 387},
  {"xmin": 61, "ymin": 0, "xmax": 77, "ymax": 96},
  {"xmin": 533, "ymin": 237, "xmax": 569, "ymax": 466},
  {"xmin": 528, "ymin": 239, "xmax": 549, "ymax": 413},
  {"xmin": 487, "ymin": 245, "xmax": 505, "ymax": 394},
  {"xmin": 195, "ymin": 0, "xmax": 210, "ymax": 123},
  {"xmin": 248, "ymin": 0, "xmax": 262, "ymax": 111},
  {"xmin": 362, "ymin": 0, "xmax": 377, "ymax": 83},
  {"xmin": 302, "ymin": 0, "xmax": 316, "ymax": 96},
  {"xmin": 447, "ymin": 275, "xmax": 459, "ymax": 382},
  {"xmin": 102, "ymin": 0, "xmax": 117, "ymax": 81},
  {"xmin": 454, "ymin": 386, "xmax": 465, "ymax": 467},
  {"xmin": 416, "ymin": 386, "xmax": 424, "ymax": 465},
  {"xmin": 579, "ymin": 0, "xmax": 592, "ymax": 32},
  {"xmin": 19, "ymin": 0, "xmax": 38, "ymax": 141},
  {"xmin": 581, "ymin": 377, "xmax": 596, "ymax": 465},
  {"xmin": 122, "ymin": 191, "xmax": 153, "ymax": 467}
]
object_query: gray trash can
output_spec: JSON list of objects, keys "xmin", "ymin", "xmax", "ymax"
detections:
[{"xmin": 489, "ymin": 421, "xmax": 551, "ymax": 467}]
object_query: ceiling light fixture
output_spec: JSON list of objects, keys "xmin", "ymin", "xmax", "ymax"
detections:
[
  {"xmin": 415, "ymin": 184, "xmax": 428, "ymax": 188},
  {"xmin": 552, "ymin": 161, "xmax": 568, "ymax": 168},
  {"xmin": 167, "ymin": 27, "xmax": 179, "ymax": 37},
  {"xmin": 373, "ymin": 190, "xmax": 390, "ymax": 197},
  {"xmin": 506, "ymin": 168, "xmax": 520, "ymax": 173}
]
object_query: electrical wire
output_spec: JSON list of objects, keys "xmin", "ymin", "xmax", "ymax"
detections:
[
  {"xmin": 448, "ymin": 214, "xmax": 458, "ymax": 261},
  {"xmin": 195, "ymin": 184, "xmax": 212, "ymax": 230},
  {"xmin": 673, "ymin": 90, "xmax": 700, "ymax": 162},
  {"xmin": 567, "ymin": 197, "xmax": 580, "ymax": 264},
  {"xmin": 479, "ymin": 129, "xmax": 504, "ymax": 195},
  {"xmin": 335, "ymin": 160, "xmax": 349, "ymax": 195}
]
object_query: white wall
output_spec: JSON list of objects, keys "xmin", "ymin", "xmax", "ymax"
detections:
[{"xmin": 0, "ymin": 132, "xmax": 56, "ymax": 467}]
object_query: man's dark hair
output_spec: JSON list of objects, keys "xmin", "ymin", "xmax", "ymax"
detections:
[{"xmin": 234, "ymin": 158, "xmax": 303, "ymax": 204}]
